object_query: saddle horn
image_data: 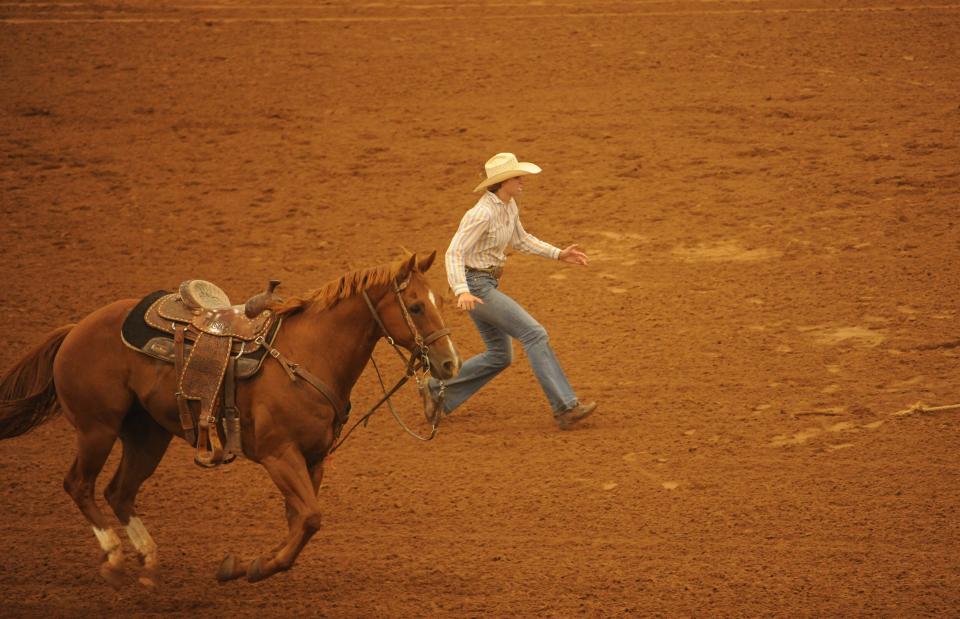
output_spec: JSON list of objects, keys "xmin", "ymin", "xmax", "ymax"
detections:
[{"xmin": 244, "ymin": 280, "xmax": 281, "ymax": 318}]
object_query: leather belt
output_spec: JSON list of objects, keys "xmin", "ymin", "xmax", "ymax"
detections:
[{"xmin": 466, "ymin": 265, "xmax": 503, "ymax": 279}]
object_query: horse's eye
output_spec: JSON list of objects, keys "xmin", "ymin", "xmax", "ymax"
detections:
[{"xmin": 409, "ymin": 303, "xmax": 424, "ymax": 315}]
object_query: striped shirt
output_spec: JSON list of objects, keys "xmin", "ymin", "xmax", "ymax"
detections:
[{"xmin": 445, "ymin": 191, "xmax": 561, "ymax": 295}]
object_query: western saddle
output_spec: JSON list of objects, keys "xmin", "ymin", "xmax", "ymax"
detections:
[{"xmin": 139, "ymin": 279, "xmax": 281, "ymax": 467}]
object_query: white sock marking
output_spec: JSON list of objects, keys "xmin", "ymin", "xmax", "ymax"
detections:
[
  {"xmin": 93, "ymin": 526, "xmax": 124, "ymax": 568},
  {"xmin": 92, "ymin": 526, "xmax": 121, "ymax": 553},
  {"xmin": 125, "ymin": 517, "xmax": 158, "ymax": 567}
]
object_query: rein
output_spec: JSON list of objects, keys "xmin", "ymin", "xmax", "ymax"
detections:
[{"xmin": 259, "ymin": 276, "xmax": 450, "ymax": 455}]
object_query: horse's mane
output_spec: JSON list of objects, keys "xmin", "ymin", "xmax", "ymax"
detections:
[{"xmin": 270, "ymin": 259, "xmax": 408, "ymax": 316}]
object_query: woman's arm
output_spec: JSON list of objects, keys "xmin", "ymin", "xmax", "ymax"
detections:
[
  {"xmin": 445, "ymin": 205, "xmax": 491, "ymax": 296},
  {"xmin": 511, "ymin": 215, "xmax": 561, "ymax": 260},
  {"xmin": 512, "ymin": 216, "xmax": 589, "ymax": 266}
]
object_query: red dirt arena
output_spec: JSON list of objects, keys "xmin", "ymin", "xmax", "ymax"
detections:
[{"xmin": 1, "ymin": 1, "xmax": 958, "ymax": 616}]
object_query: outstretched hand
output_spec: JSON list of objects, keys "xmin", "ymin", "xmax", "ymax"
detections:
[{"xmin": 559, "ymin": 244, "xmax": 589, "ymax": 266}]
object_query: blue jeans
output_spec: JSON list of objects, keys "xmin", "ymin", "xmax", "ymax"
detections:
[{"xmin": 430, "ymin": 271, "xmax": 578, "ymax": 416}]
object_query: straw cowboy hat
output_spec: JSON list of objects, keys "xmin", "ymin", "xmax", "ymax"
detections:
[{"xmin": 473, "ymin": 152, "xmax": 542, "ymax": 192}]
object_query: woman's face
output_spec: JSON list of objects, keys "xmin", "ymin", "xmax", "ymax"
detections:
[{"xmin": 502, "ymin": 176, "xmax": 524, "ymax": 196}]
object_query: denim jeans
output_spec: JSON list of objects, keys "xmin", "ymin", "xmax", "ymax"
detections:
[{"xmin": 429, "ymin": 271, "xmax": 578, "ymax": 415}]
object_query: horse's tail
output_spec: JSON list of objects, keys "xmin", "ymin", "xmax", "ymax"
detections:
[{"xmin": 0, "ymin": 324, "xmax": 74, "ymax": 440}]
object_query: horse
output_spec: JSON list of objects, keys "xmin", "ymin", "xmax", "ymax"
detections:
[{"xmin": 0, "ymin": 251, "xmax": 461, "ymax": 586}]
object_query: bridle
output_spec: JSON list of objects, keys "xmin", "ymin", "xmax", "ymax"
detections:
[
  {"xmin": 361, "ymin": 274, "xmax": 451, "ymax": 378},
  {"xmin": 327, "ymin": 274, "xmax": 452, "ymax": 451},
  {"xmin": 257, "ymin": 274, "xmax": 454, "ymax": 455}
]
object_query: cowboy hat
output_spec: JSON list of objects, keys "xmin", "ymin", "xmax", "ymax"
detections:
[{"xmin": 473, "ymin": 152, "xmax": 542, "ymax": 192}]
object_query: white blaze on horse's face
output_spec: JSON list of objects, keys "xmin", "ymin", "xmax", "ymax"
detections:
[
  {"xmin": 428, "ymin": 288, "xmax": 461, "ymax": 373},
  {"xmin": 445, "ymin": 334, "xmax": 460, "ymax": 374}
]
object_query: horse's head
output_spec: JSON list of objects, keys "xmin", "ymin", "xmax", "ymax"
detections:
[{"xmin": 369, "ymin": 251, "xmax": 461, "ymax": 380}]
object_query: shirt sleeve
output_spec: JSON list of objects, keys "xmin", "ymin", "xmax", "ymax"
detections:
[
  {"xmin": 510, "ymin": 214, "xmax": 561, "ymax": 260},
  {"xmin": 445, "ymin": 205, "xmax": 491, "ymax": 296}
]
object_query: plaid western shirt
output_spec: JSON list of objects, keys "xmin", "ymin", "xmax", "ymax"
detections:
[{"xmin": 445, "ymin": 191, "xmax": 561, "ymax": 296}]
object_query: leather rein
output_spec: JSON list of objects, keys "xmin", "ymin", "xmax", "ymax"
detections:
[{"xmin": 256, "ymin": 275, "xmax": 450, "ymax": 455}]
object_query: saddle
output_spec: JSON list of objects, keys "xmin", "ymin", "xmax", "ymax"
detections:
[{"xmin": 122, "ymin": 280, "xmax": 282, "ymax": 467}]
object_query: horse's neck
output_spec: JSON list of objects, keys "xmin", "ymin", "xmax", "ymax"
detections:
[{"xmin": 279, "ymin": 293, "xmax": 382, "ymax": 397}]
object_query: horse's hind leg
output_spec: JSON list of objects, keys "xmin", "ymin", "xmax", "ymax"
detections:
[
  {"xmin": 62, "ymin": 416, "xmax": 126, "ymax": 586},
  {"xmin": 103, "ymin": 405, "xmax": 172, "ymax": 589},
  {"xmin": 54, "ymin": 298, "xmax": 155, "ymax": 587}
]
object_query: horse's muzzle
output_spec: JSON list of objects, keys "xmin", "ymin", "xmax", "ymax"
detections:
[{"xmin": 430, "ymin": 340, "xmax": 461, "ymax": 381}]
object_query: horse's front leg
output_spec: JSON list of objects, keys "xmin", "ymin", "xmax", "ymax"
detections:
[
  {"xmin": 268, "ymin": 461, "xmax": 325, "ymax": 554},
  {"xmin": 216, "ymin": 443, "xmax": 324, "ymax": 583}
]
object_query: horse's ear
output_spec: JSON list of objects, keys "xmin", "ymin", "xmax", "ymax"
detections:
[
  {"xmin": 398, "ymin": 253, "xmax": 418, "ymax": 280},
  {"xmin": 418, "ymin": 250, "xmax": 437, "ymax": 273}
]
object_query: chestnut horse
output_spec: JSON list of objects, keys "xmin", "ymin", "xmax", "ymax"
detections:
[{"xmin": 0, "ymin": 252, "xmax": 460, "ymax": 586}]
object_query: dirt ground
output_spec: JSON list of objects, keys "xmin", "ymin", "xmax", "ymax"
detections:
[{"xmin": 1, "ymin": 1, "xmax": 959, "ymax": 616}]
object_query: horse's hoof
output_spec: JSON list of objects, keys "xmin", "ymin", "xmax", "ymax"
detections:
[
  {"xmin": 246, "ymin": 557, "xmax": 269, "ymax": 583},
  {"xmin": 216, "ymin": 554, "xmax": 245, "ymax": 583},
  {"xmin": 137, "ymin": 574, "xmax": 158, "ymax": 589},
  {"xmin": 99, "ymin": 562, "xmax": 125, "ymax": 589}
]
